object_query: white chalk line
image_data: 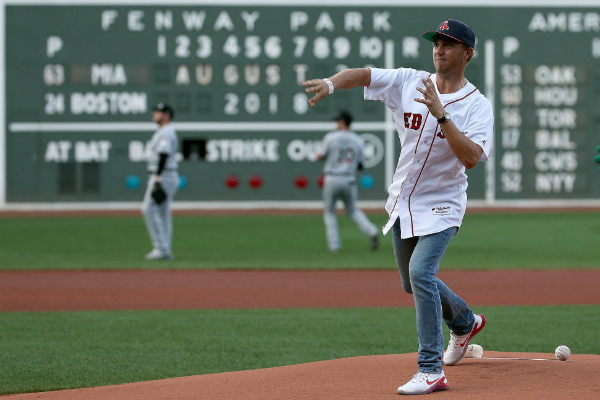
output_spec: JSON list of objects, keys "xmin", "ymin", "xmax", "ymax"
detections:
[{"xmin": 474, "ymin": 356, "xmax": 572, "ymax": 362}]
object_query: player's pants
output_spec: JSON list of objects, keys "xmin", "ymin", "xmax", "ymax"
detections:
[
  {"xmin": 322, "ymin": 175, "xmax": 378, "ymax": 251},
  {"xmin": 142, "ymin": 171, "xmax": 179, "ymax": 257},
  {"xmin": 391, "ymin": 218, "xmax": 475, "ymax": 373}
]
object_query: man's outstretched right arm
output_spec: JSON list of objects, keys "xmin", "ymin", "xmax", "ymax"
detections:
[{"xmin": 303, "ymin": 68, "xmax": 372, "ymax": 107}]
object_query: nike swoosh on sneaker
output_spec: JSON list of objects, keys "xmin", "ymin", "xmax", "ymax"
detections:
[
  {"xmin": 459, "ymin": 318, "xmax": 483, "ymax": 347},
  {"xmin": 426, "ymin": 378, "xmax": 442, "ymax": 385}
]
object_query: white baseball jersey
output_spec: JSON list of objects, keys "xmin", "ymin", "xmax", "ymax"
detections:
[
  {"xmin": 321, "ymin": 130, "xmax": 365, "ymax": 176},
  {"xmin": 147, "ymin": 123, "xmax": 178, "ymax": 173},
  {"xmin": 364, "ymin": 67, "xmax": 494, "ymax": 238}
]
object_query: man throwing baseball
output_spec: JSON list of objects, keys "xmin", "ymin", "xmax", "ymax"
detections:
[
  {"xmin": 303, "ymin": 19, "xmax": 493, "ymax": 395},
  {"xmin": 143, "ymin": 103, "xmax": 179, "ymax": 261}
]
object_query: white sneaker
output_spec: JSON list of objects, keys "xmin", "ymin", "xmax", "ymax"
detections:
[
  {"xmin": 397, "ymin": 370, "xmax": 449, "ymax": 395},
  {"xmin": 144, "ymin": 249, "xmax": 171, "ymax": 260},
  {"xmin": 443, "ymin": 314, "xmax": 486, "ymax": 366}
]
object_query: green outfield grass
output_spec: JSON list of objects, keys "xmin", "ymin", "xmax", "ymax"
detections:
[
  {"xmin": 0, "ymin": 212, "xmax": 600, "ymax": 270},
  {"xmin": 1, "ymin": 212, "xmax": 599, "ymax": 395},
  {"xmin": 1, "ymin": 305, "xmax": 599, "ymax": 395},
  {"xmin": 0, "ymin": 211, "xmax": 599, "ymax": 270}
]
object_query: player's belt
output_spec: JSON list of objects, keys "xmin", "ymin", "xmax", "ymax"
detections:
[
  {"xmin": 325, "ymin": 172, "xmax": 353, "ymax": 177},
  {"xmin": 148, "ymin": 169, "xmax": 178, "ymax": 175}
]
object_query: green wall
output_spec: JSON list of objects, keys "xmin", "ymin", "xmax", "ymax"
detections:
[{"xmin": 5, "ymin": 3, "xmax": 599, "ymax": 202}]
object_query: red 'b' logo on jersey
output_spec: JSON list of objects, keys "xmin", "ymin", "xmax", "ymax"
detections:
[{"xmin": 439, "ymin": 21, "xmax": 449, "ymax": 31}]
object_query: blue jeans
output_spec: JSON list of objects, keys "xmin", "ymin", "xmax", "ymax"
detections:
[{"xmin": 392, "ymin": 218, "xmax": 474, "ymax": 373}]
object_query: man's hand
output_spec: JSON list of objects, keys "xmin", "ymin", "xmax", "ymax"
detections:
[
  {"xmin": 414, "ymin": 78, "xmax": 445, "ymax": 120},
  {"xmin": 415, "ymin": 78, "xmax": 483, "ymax": 169},
  {"xmin": 303, "ymin": 79, "xmax": 330, "ymax": 107},
  {"xmin": 303, "ymin": 69, "xmax": 371, "ymax": 108}
]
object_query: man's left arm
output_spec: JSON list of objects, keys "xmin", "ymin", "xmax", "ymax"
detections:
[
  {"xmin": 154, "ymin": 153, "xmax": 169, "ymax": 182},
  {"xmin": 438, "ymin": 121, "xmax": 482, "ymax": 169},
  {"xmin": 415, "ymin": 78, "xmax": 489, "ymax": 169},
  {"xmin": 154, "ymin": 132, "xmax": 175, "ymax": 182},
  {"xmin": 316, "ymin": 134, "xmax": 332, "ymax": 162},
  {"xmin": 357, "ymin": 138, "xmax": 365, "ymax": 171}
]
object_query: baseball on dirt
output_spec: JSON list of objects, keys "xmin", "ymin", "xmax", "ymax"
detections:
[
  {"xmin": 555, "ymin": 345, "xmax": 571, "ymax": 361},
  {"xmin": 465, "ymin": 344, "xmax": 483, "ymax": 358}
]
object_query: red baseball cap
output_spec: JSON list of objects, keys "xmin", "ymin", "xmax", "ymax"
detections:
[{"xmin": 422, "ymin": 19, "xmax": 476, "ymax": 49}]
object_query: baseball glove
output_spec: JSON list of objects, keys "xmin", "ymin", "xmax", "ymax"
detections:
[{"xmin": 151, "ymin": 181, "xmax": 167, "ymax": 204}]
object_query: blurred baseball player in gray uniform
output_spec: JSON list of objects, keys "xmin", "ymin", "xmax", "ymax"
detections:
[
  {"xmin": 143, "ymin": 103, "xmax": 179, "ymax": 260},
  {"xmin": 317, "ymin": 111, "xmax": 379, "ymax": 252}
]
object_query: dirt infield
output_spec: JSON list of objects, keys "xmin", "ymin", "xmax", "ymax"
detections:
[
  {"xmin": 1, "ymin": 270, "xmax": 599, "ymax": 312},
  {"xmin": 5, "ymin": 352, "xmax": 599, "ymax": 400},
  {"xmin": 2, "ymin": 269, "xmax": 599, "ymax": 399}
]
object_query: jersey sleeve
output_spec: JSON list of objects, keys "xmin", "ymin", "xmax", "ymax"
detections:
[
  {"xmin": 464, "ymin": 98, "xmax": 494, "ymax": 162},
  {"xmin": 320, "ymin": 132, "xmax": 333, "ymax": 158},
  {"xmin": 156, "ymin": 127, "xmax": 176, "ymax": 155},
  {"xmin": 364, "ymin": 68, "xmax": 410, "ymax": 110},
  {"xmin": 356, "ymin": 135, "xmax": 365, "ymax": 164}
]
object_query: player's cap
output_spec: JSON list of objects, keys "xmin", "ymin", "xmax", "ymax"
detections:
[
  {"xmin": 153, "ymin": 103, "xmax": 175, "ymax": 119},
  {"xmin": 422, "ymin": 19, "xmax": 476, "ymax": 49},
  {"xmin": 334, "ymin": 111, "xmax": 352, "ymax": 126}
]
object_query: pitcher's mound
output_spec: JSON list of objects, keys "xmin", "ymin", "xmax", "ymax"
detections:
[{"xmin": 6, "ymin": 352, "xmax": 599, "ymax": 399}]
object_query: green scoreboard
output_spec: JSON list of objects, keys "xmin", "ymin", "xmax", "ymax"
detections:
[{"xmin": 2, "ymin": 0, "xmax": 600, "ymax": 207}]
